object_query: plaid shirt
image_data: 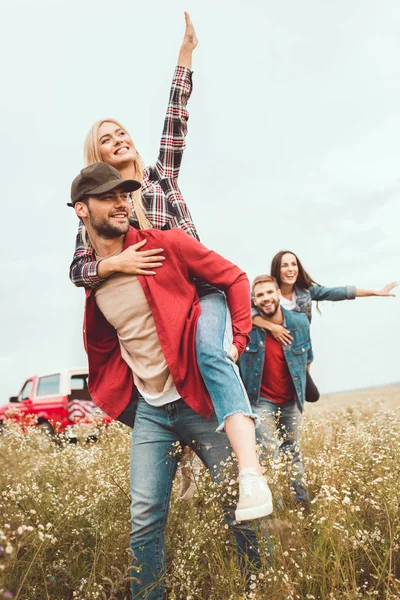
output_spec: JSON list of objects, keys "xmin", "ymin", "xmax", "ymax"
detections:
[{"xmin": 70, "ymin": 66, "xmax": 198, "ymax": 289}]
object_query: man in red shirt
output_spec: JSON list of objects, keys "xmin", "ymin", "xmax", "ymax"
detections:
[
  {"xmin": 239, "ymin": 275, "xmax": 314, "ymax": 510},
  {"xmin": 70, "ymin": 163, "xmax": 272, "ymax": 599}
]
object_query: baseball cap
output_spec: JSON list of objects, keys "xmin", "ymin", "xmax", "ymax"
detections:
[{"xmin": 68, "ymin": 162, "xmax": 141, "ymax": 207}]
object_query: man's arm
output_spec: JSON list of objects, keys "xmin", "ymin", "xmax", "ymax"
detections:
[{"xmin": 174, "ymin": 230, "xmax": 251, "ymax": 356}]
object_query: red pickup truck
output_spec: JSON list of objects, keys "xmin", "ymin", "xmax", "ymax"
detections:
[{"xmin": 0, "ymin": 368, "xmax": 109, "ymax": 434}]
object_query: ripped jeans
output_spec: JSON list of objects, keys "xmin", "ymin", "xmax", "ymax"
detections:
[
  {"xmin": 196, "ymin": 292, "xmax": 256, "ymax": 431},
  {"xmin": 130, "ymin": 397, "xmax": 260, "ymax": 600}
]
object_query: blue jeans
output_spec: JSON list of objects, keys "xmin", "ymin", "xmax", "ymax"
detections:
[
  {"xmin": 130, "ymin": 397, "xmax": 261, "ymax": 600},
  {"xmin": 196, "ymin": 292, "xmax": 256, "ymax": 431},
  {"xmin": 116, "ymin": 293, "xmax": 256, "ymax": 432},
  {"xmin": 253, "ymin": 397, "xmax": 309, "ymax": 505}
]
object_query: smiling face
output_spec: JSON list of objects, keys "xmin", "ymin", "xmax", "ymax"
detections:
[
  {"xmin": 253, "ymin": 281, "xmax": 281, "ymax": 318},
  {"xmin": 97, "ymin": 122, "xmax": 137, "ymax": 170},
  {"xmin": 76, "ymin": 187, "xmax": 131, "ymax": 239},
  {"xmin": 280, "ymin": 252, "xmax": 299, "ymax": 287}
]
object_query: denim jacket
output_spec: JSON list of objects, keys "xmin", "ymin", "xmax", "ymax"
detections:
[
  {"xmin": 239, "ymin": 308, "xmax": 313, "ymax": 413},
  {"xmin": 294, "ymin": 284, "xmax": 356, "ymax": 322}
]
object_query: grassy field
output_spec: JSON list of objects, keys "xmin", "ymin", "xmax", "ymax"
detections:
[{"xmin": 1, "ymin": 385, "xmax": 400, "ymax": 600}]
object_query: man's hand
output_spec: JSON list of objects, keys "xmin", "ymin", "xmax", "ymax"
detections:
[
  {"xmin": 376, "ymin": 281, "xmax": 398, "ymax": 297},
  {"xmin": 270, "ymin": 323, "xmax": 293, "ymax": 347},
  {"xmin": 228, "ymin": 344, "xmax": 239, "ymax": 363},
  {"xmin": 178, "ymin": 12, "xmax": 198, "ymax": 69},
  {"xmin": 98, "ymin": 239, "xmax": 165, "ymax": 278}
]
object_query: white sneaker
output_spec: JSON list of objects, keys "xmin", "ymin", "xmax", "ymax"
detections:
[
  {"xmin": 179, "ymin": 473, "xmax": 197, "ymax": 501},
  {"xmin": 178, "ymin": 461, "xmax": 197, "ymax": 501},
  {"xmin": 235, "ymin": 468, "xmax": 273, "ymax": 522}
]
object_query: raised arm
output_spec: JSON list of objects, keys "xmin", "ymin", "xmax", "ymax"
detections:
[
  {"xmin": 152, "ymin": 13, "xmax": 200, "ymax": 240},
  {"xmin": 177, "ymin": 12, "xmax": 198, "ymax": 70},
  {"xmin": 155, "ymin": 12, "xmax": 197, "ymax": 181}
]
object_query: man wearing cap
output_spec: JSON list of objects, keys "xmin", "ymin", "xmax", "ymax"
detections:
[{"xmin": 69, "ymin": 162, "xmax": 268, "ymax": 599}]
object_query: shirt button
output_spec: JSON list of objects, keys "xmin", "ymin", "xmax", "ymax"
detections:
[
  {"xmin": 246, "ymin": 346, "xmax": 250, "ymax": 351},
  {"xmin": 259, "ymin": 342, "xmax": 264, "ymax": 346},
  {"xmin": 302, "ymin": 348, "xmax": 305, "ymax": 352}
]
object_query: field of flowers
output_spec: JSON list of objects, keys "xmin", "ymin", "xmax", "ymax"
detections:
[{"xmin": 1, "ymin": 388, "xmax": 400, "ymax": 600}]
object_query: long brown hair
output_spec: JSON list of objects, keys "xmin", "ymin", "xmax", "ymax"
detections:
[
  {"xmin": 84, "ymin": 119, "xmax": 152, "ymax": 230},
  {"xmin": 270, "ymin": 250, "xmax": 318, "ymax": 289}
]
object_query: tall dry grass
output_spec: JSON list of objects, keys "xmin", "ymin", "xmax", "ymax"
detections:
[{"xmin": 1, "ymin": 398, "xmax": 399, "ymax": 600}]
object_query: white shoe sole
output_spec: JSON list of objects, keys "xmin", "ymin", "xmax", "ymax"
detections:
[
  {"xmin": 235, "ymin": 500, "xmax": 274, "ymax": 522},
  {"xmin": 179, "ymin": 481, "xmax": 197, "ymax": 501}
]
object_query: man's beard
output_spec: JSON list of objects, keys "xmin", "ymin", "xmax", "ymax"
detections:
[
  {"xmin": 258, "ymin": 299, "xmax": 280, "ymax": 319},
  {"xmin": 88, "ymin": 211, "xmax": 130, "ymax": 239}
]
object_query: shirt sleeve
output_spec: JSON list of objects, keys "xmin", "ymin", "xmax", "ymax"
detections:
[
  {"xmin": 174, "ymin": 230, "xmax": 252, "ymax": 355},
  {"xmin": 158, "ymin": 178, "xmax": 200, "ymax": 241},
  {"xmin": 153, "ymin": 67, "xmax": 199, "ymax": 240},
  {"xmin": 155, "ymin": 66, "xmax": 193, "ymax": 180},
  {"xmin": 310, "ymin": 284, "xmax": 356, "ymax": 302},
  {"xmin": 69, "ymin": 221, "xmax": 104, "ymax": 289}
]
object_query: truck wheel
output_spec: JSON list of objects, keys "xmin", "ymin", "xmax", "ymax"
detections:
[{"xmin": 37, "ymin": 421, "xmax": 55, "ymax": 436}]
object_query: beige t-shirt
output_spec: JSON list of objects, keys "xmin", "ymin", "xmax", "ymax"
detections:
[{"xmin": 95, "ymin": 272, "xmax": 179, "ymax": 406}]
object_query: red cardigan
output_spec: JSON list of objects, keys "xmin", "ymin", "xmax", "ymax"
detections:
[{"xmin": 83, "ymin": 227, "xmax": 251, "ymax": 420}]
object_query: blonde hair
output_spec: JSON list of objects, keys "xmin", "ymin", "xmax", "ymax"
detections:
[
  {"xmin": 252, "ymin": 274, "xmax": 279, "ymax": 294},
  {"xmin": 84, "ymin": 119, "xmax": 152, "ymax": 230}
]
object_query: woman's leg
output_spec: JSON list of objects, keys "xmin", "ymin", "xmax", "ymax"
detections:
[
  {"xmin": 196, "ymin": 292, "xmax": 273, "ymax": 520},
  {"xmin": 196, "ymin": 294, "xmax": 254, "ymax": 421}
]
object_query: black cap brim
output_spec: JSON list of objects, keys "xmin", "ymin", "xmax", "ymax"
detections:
[{"xmin": 67, "ymin": 178, "xmax": 141, "ymax": 207}]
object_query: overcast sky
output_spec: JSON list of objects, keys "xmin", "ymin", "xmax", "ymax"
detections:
[{"xmin": 0, "ymin": 0, "xmax": 399, "ymax": 404}]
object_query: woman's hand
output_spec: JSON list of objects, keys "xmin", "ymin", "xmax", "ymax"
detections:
[
  {"xmin": 182, "ymin": 12, "xmax": 198, "ymax": 51},
  {"xmin": 252, "ymin": 315, "xmax": 293, "ymax": 346},
  {"xmin": 178, "ymin": 12, "xmax": 198, "ymax": 69},
  {"xmin": 228, "ymin": 344, "xmax": 239, "ymax": 363},
  {"xmin": 376, "ymin": 281, "xmax": 398, "ymax": 296},
  {"xmin": 270, "ymin": 323, "xmax": 293, "ymax": 347},
  {"xmin": 97, "ymin": 239, "xmax": 165, "ymax": 278}
]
